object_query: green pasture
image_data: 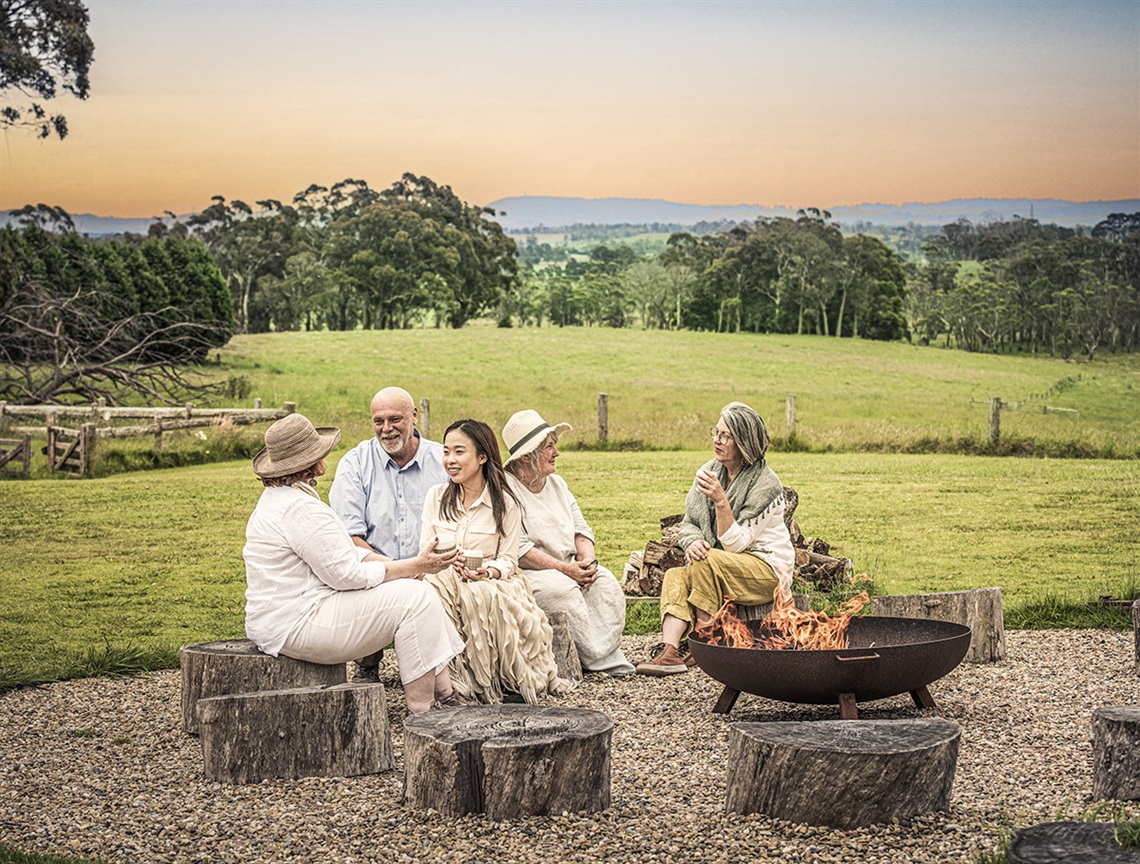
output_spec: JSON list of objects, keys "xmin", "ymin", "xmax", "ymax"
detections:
[
  {"xmin": 1, "ymin": 328, "xmax": 1138, "ymax": 691},
  {"xmin": 211, "ymin": 327, "xmax": 1140, "ymax": 459},
  {"xmin": 1, "ymin": 449, "xmax": 1137, "ymax": 691}
]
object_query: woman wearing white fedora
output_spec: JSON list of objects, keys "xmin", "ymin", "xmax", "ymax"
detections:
[
  {"xmin": 502, "ymin": 409, "xmax": 634, "ymax": 676},
  {"xmin": 242, "ymin": 412, "xmax": 469, "ymax": 714}
]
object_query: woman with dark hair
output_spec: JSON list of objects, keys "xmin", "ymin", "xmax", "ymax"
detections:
[
  {"xmin": 242, "ymin": 413, "xmax": 468, "ymax": 714},
  {"xmin": 420, "ymin": 419, "xmax": 574, "ymax": 704},
  {"xmin": 636, "ymin": 402, "xmax": 795, "ymax": 676}
]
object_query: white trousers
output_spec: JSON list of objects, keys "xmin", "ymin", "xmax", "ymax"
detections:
[
  {"xmin": 281, "ymin": 579, "xmax": 464, "ymax": 685},
  {"xmin": 523, "ymin": 566, "xmax": 633, "ymax": 673}
]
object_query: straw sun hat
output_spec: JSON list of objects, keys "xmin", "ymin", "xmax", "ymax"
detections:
[
  {"xmin": 502, "ymin": 409, "xmax": 571, "ymax": 464},
  {"xmin": 252, "ymin": 413, "xmax": 341, "ymax": 478}
]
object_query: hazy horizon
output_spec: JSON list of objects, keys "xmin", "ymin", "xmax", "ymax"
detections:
[{"xmin": 2, "ymin": 0, "xmax": 1137, "ymax": 218}]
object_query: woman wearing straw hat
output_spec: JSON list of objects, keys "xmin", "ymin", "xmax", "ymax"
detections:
[
  {"xmin": 243, "ymin": 413, "xmax": 470, "ymax": 714},
  {"xmin": 419, "ymin": 418, "xmax": 575, "ymax": 704},
  {"xmin": 637, "ymin": 402, "xmax": 795, "ymax": 676},
  {"xmin": 502, "ymin": 409, "xmax": 634, "ymax": 677}
]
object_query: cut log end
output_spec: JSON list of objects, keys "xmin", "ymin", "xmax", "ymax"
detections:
[
  {"xmin": 404, "ymin": 705, "xmax": 613, "ymax": 819},
  {"xmin": 726, "ymin": 718, "xmax": 961, "ymax": 828}
]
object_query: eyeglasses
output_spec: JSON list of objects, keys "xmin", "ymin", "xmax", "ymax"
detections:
[{"xmin": 709, "ymin": 428, "xmax": 733, "ymax": 445}]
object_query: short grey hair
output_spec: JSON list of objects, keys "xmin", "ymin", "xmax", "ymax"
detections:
[{"xmin": 721, "ymin": 402, "xmax": 769, "ymax": 466}]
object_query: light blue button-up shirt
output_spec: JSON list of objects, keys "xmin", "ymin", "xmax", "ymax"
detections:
[{"xmin": 328, "ymin": 433, "xmax": 449, "ymax": 560}]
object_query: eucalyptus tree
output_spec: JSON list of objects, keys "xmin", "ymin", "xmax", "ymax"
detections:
[{"xmin": 0, "ymin": 0, "xmax": 93, "ymax": 139}]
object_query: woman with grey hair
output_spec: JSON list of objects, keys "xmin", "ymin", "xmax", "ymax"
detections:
[
  {"xmin": 502, "ymin": 410, "xmax": 634, "ymax": 676},
  {"xmin": 636, "ymin": 402, "xmax": 795, "ymax": 676}
]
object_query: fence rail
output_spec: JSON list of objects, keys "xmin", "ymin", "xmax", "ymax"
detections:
[
  {"xmin": 0, "ymin": 400, "xmax": 295, "ymax": 421},
  {"xmin": 0, "ymin": 400, "xmax": 296, "ymax": 478}
]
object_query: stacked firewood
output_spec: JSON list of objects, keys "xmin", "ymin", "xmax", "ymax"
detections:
[{"xmin": 621, "ymin": 486, "xmax": 854, "ymax": 596}]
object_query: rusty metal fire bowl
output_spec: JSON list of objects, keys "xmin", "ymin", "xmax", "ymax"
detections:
[{"xmin": 688, "ymin": 616, "xmax": 971, "ymax": 719}]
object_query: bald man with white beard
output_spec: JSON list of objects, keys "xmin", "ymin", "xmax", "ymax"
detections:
[{"xmin": 330, "ymin": 387, "xmax": 450, "ymax": 678}]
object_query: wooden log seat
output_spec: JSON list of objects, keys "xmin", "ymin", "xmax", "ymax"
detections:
[
  {"xmin": 1133, "ymin": 600, "xmax": 1139, "ymax": 678},
  {"xmin": 871, "ymin": 587, "xmax": 1005, "ymax": 663},
  {"xmin": 1008, "ymin": 821, "xmax": 1138, "ymax": 864},
  {"xmin": 403, "ymin": 705, "xmax": 612, "ymax": 819},
  {"xmin": 1092, "ymin": 705, "xmax": 1140, "ymax": 801},
  {"xmin": 197, "ymin": 682, "xmax": 393, "ymax": 784},
  {"xmin": 725, "ymin": 718, "xmax": 961, "ymax": 828},
  {"xmin": 546, "ymin": 610, "xmax": 583, "ymax": 683},
  {"xmin": 735, "ymin": 593, "xmax": 811, "ymax": 622},
  {"xmin": 180, "ymin": 638, "xmax": 345, "ymax": 734}
]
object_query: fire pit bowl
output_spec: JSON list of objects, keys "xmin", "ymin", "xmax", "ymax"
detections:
[{"xmin": 688, "ymin": 616, "xmax": 971, "ymax": 718}]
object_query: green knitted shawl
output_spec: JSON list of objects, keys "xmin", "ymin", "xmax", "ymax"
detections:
[{"xmin": 675, "ymin": 458, "xmax": 785, "ymax": 551}]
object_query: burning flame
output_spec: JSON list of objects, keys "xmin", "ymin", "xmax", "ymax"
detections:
[{"xmin": 694, "ymin": 576, "xmax": 871, "ymax": 651}]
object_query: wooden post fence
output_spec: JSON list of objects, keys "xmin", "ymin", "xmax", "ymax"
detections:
[
  {"xmin": 989, "ymin": 397, "xmax": 1001, "ymax": 449},
  {"xmin": 0, "ymin": 433, "xmax": 32, "ymax": 479},
  {"xmin": 786, "ymin": 394, "xmax": 797, "ymax": 439},
  {"xmin": 47, "ymin": 419, "xmax": 95, "ymax": 476},
  {"xmin": 419, "ymin": 397, "xmax": 431, "ymax": 441},
  {"xmin": 597, "ymin": 393, "xmax": 608, "ymax": 444},
  {"xmin": 3, "ymin": 401, "xmax": 297, "ymax": 473}
]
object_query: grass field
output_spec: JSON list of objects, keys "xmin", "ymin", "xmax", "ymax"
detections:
[
  {"xmin": 1, "ymin": 328, "xmax": 1138, "ymax": 690},
  {"xmin": 213, "ymin": 327, "xmax": 1140, "ymax": 457},
  {"xmin": 1, "ymin": 449, "xmax": 1137, "ymax": 691}
]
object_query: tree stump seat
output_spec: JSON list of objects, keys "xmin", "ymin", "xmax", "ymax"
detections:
[
  {"xmin": 546, "ymin": 610, "xmax": 583, "ymax": 683},
  {"xmin": 1009, "ymin": 822, "xmax": 1140, "ymax": 863},
  {"xmin": 1132, "ymin": 600, "xmax": 1139, "ymax": 677},
  {"xmin": 180, "ymin": 638, "xmax": 346, "ymax": 734},
  {"xmin": 725, "ymin": 718, "xmax": 961, "ymax": 827},
  {"xmin": 736, "ymin": 593, "xmax": 811, "ymax": 622},
  {"xmin": 1093, "ymin": 705, "xmax": 1140, "ymax": 801},
  {"xmin": 871, "ymin": 587, "xmax": 1005, "ymax": 663},
  {"xmin": 403, "ymin": 704, "xmax": 612, "ymax": 819},
  {"xmin": 197, "ymin": 682, "xmax": 393, "ymax": 784}
]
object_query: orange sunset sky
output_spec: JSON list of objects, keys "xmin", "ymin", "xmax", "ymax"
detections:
[{"xmin": 1, "ymin": 0, "xmax": 1138, "ymax": 218}]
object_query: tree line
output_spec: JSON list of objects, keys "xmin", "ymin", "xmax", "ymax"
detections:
[
  {"xmin": 908, "ymin": 214, "xmax": 1140, "ymax": 359},
  {"xmin": 5, "ymin": 177, "xmax": 1139, "ymax": 409},
  {"xmin": 0, "ymin": 210, "xmax": 233, "ymax": 404},
  {"xmin": 153, "ymin": 174, "xmax": 518, "ymax": 334}
]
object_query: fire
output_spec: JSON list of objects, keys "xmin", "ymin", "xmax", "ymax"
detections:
[{"xmin": 694, "ymin": 577, "xmax": 871, "ymax": 651}]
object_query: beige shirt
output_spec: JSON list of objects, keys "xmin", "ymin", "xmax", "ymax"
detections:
[
  {"xmin": 419, "ymin": 482, "xmax": 521, "ymax": 579},
  {"xmin": 505, "ymin": 473, "xmax": 593, "ymax": 563}
]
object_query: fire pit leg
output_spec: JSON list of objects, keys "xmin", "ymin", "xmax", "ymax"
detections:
[
  {"xmin": 839, "ymin": 693, "xmax": 858, "ymax": 720},
  {"xmin": 713, "ymin": 686, "xmax": 741, "ymax": 714},
  {"xmin": 910, "ymin": 686, "xmax": 937, "ymax": 711}
]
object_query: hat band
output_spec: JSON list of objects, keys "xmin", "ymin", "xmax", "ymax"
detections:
[{"xmin": 509, "ymin": 422, "xmax": 551, "ymax": 455}]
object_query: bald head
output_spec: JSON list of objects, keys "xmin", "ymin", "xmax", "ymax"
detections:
[{"xmin": 370, "ymin": 387, "xmax": 419, "ymax": 466}]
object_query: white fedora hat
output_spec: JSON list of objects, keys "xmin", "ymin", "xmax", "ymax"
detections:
[
  {"xmin": 502, "ymin": 409, "xmax": 571, "ymax": 464},
  {"xmin": 252, "ymin": 413, "xmax": 341, "ymax": 478}
]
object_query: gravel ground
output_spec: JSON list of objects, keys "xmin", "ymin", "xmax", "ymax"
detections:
[{"xmin": 1, "ymin": 629, "xmax": 1138, "ymax": 864}]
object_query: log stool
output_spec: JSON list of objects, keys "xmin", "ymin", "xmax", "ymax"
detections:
[
  {"xmin": 1009, "ymin": 822, "xmax": 1139, "ymax": 864},
  {"xmin": 547, "ymin": 610, "xmax": 583, "ymax": 683},
  {"xmin": 1133, "ymin": 600, "xmax": 1139, "ymax": 677},
  {"xmin": 180, "ymin": 639, "xmax": 345, "ymax": 734},
  {"xmin": 197, "ymin": 682, "xmax": 392, "ymax": 784},
  {"xmin": 403, "ymin": 705, "xmax": 612, "ymax": 819},
  {"xmin": 871, "ymin": 587, "xmax": 1005, "ymax": 663},
  {"xmin": 725, "ymin": 718, "xmax": 961, "ymax": 827},
  {"xmin": 1093, "ymin": 706, "xmax": 1140, "ymax": 800}
]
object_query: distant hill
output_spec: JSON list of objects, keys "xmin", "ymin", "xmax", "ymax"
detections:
[
  {"xmin": 0, "ymin": 212, "xmax": 175, "ymax": 236},
  {"xmin": 485, "ymin": 196, "xmax": 1140, "ymax": 232},
  {"xmin": 3, "ymin": 197, "xmax": 1137, "ymax": 237}
]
